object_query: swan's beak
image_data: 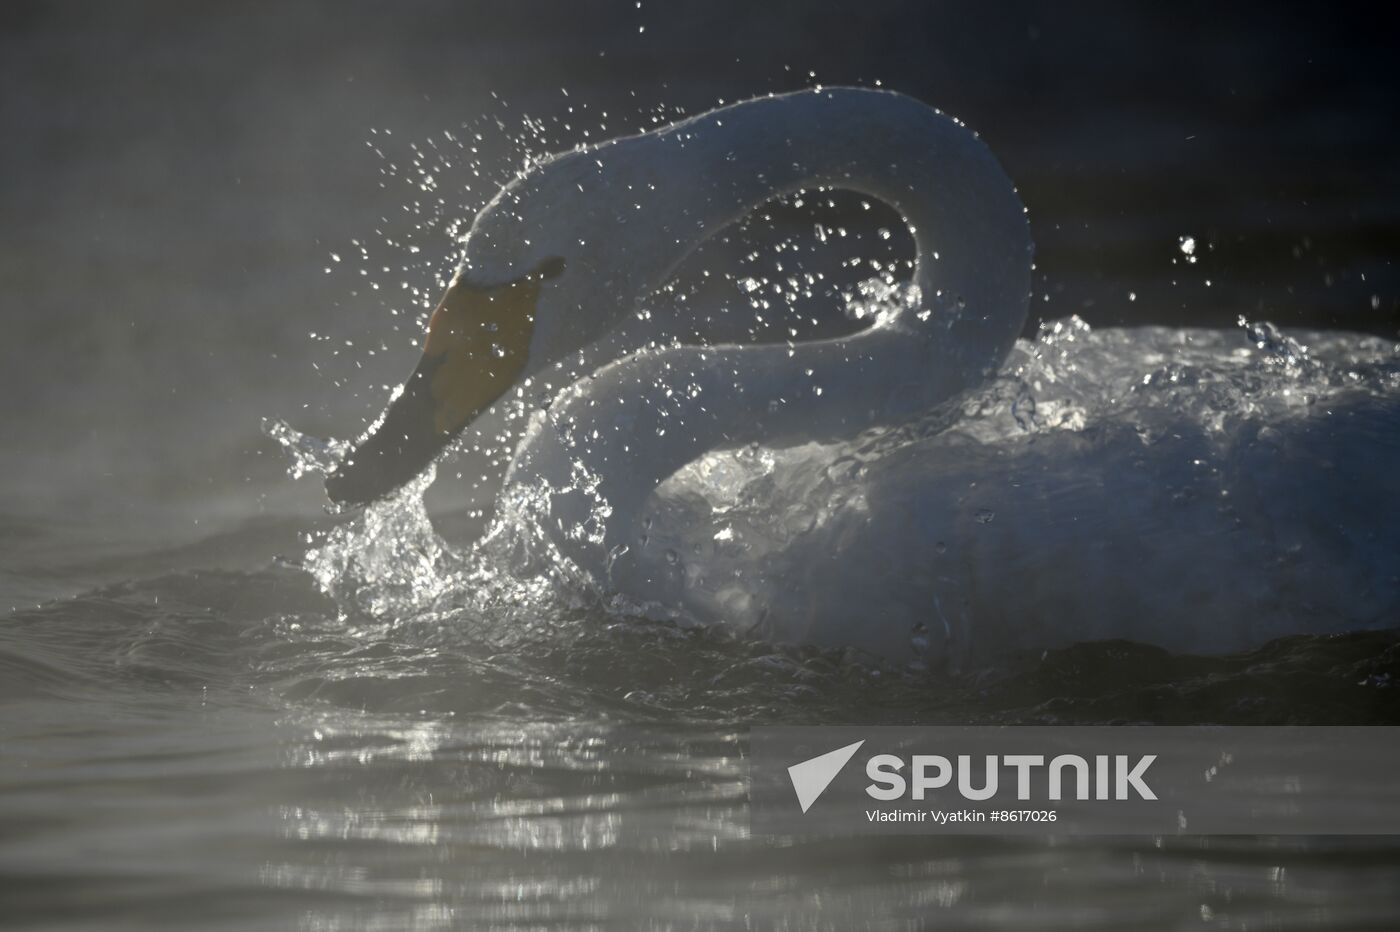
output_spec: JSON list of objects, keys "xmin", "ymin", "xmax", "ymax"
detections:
[{"xmin": 324, "ymin": 266, "xmax": 556, "ymax": 506}]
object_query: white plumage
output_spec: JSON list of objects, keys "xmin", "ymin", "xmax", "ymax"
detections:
[{"xmin": 367, "ymin": 88, "xmax": 1400, "ymax": 663}]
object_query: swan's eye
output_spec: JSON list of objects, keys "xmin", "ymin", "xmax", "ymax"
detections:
[{"xmin": 536, "ymin": 255, "xmax": 566, "ymax": 280}]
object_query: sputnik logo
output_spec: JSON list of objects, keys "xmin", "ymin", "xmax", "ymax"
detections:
[{"xmin": 787, "ymin": 740, "xmax": 865, "ymax": 813}]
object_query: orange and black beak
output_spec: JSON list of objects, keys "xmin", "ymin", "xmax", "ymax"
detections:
[{"xmin": 324, "ymin": 258, "xmax": 562, "ymax": 506}]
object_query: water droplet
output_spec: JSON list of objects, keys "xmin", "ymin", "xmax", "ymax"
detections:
[{"xmin": 664, "ymin": 549, "xmax": 679, "ymax": 565}]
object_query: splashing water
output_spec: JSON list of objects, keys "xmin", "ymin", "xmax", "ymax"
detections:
[
  {"xmin": 261, "ymin": 417, "xmax": 350, "ymax": 480},
  {"xmin": 269, "ymin": 279, "xmax": 929, "ymax": 633},
  {"xmin": 306, "ymin": 466, "xmax": 468, "ymax": 621},
  {"xmin": 269, "ymin": 280, "xmax": 1400, "ymax": 664},
  {"xmin": 262, "ymin": 419, "xmax": 462, "ymax": 621}
]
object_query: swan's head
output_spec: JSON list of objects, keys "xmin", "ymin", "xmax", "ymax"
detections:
[{"xmin": 325, "ymin": 144, "xmax": 665, "ymax": 505}]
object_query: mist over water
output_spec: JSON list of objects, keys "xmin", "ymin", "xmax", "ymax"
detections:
[{"xmin": 4, "ymin": 2, "xmax": 1400, "ymax": 928}]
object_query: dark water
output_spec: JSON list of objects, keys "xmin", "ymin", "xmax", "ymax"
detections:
[{"xmin": 4, "ymin": 2, "xmax": 1400, "ymax": 929}]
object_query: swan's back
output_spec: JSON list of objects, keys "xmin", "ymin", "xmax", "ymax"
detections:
[{"xmin": 608, "ymin": 323, "xmax": 1400, "ymax": 663}]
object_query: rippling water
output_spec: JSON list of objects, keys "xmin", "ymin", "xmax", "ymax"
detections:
[
  {"xmin": 5, "ymin": 550, "xmax": 1400, "ymax": 928},
  {"xmin": 5, "ymin": 317, "xmax": 1400, "ymax": 929}
]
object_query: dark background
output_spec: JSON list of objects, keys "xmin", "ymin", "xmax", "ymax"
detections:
[{"xmin": 2, "ymin": 0, "xmax": 1396, "ymax": 533}]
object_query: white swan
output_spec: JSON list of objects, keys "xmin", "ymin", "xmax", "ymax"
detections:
[{"xmin": 325, "ymin": 88, "xmax": 1400, "ymax": 663}]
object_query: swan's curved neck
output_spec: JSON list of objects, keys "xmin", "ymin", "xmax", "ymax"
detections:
[
  {"xmin": 505, "ymin": 89, "xmax": 1032, "ymax": 577},
  {"xmin": 649, "ymin": 90, "xmax": 1031, "ymax": 374}
]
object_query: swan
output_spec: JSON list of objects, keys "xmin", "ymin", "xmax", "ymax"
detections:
[{"xmin": 322, "ymin": 88, "xmax": 1400, "ymax": 664}]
